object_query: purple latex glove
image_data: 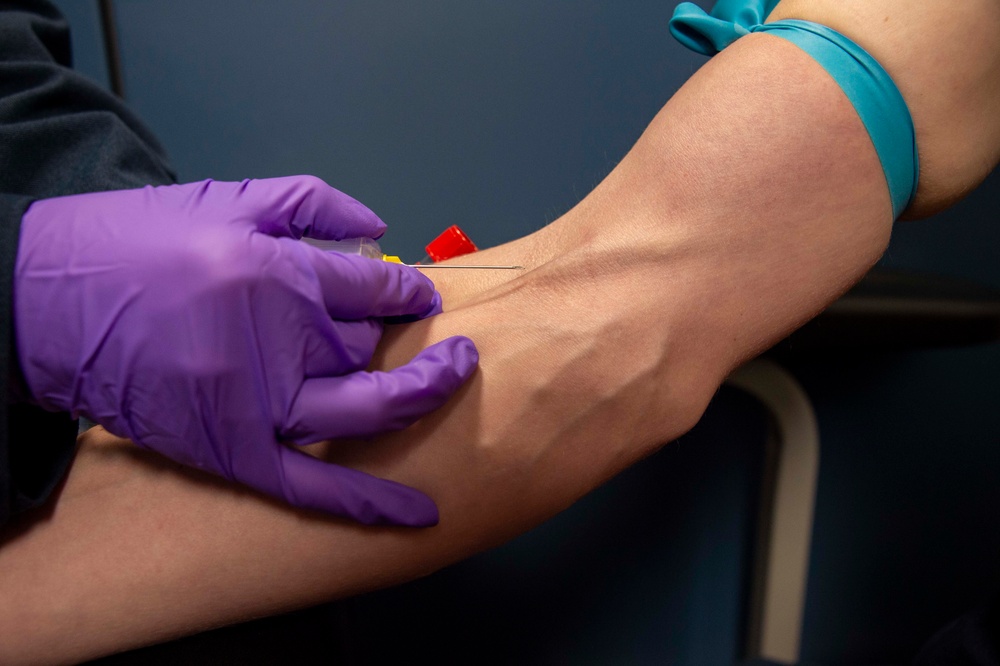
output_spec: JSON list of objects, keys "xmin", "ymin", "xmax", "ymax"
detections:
[{"xmin": 14, "ymin": 177, "xmax": 478, "ymax": 527}]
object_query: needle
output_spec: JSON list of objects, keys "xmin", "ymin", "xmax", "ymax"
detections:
[{"xmin": 409, "ymin": 264, "xmax": 523, "ymax": 270}]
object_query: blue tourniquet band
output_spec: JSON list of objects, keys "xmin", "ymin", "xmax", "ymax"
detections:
[{"xmin": 670, "ymin": 1, "xmax": 919, "ymax": 219}]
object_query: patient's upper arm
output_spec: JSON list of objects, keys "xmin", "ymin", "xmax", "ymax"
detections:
[{"xmin": 770, "ymin": 0, "xmax": 1000, "ymax": 216}]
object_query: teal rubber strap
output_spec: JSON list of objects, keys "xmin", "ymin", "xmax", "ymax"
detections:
[{"xmin": 669, "ymin": 2, "xmax": 918, "ymax": 219}]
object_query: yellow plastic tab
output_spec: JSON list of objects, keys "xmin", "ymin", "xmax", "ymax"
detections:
[{"xmin": 382, "ymin": 254, "xmax": 403, "ymax": 264}]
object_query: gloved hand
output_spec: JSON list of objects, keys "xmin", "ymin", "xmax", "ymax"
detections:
[{"xmin": 14, "ymin": 176, "xmax": 478, "ymax": 527}]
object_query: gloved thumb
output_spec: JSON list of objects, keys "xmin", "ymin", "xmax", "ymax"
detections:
[{"xmin": 207, "ymin": 176, "xmax": 387, "ymax": 241}]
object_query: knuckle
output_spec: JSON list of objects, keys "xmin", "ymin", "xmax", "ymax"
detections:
[
  {"xmin": 296, "ymin": 174, "xmax": 327, "ymax": 191},
  {"xmin": 290, "ymin": 175, "xmax": 329, "ymax": 207}
]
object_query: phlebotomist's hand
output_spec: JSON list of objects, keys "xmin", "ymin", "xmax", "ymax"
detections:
[{"xmin": 13, "ymin": 176, "xmax": 478, "ymax": 527}]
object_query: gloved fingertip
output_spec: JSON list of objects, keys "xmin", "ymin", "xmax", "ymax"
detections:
[
  {"xmin": 413, "ymin": 335, "xmax": 479, "ymax": 389},
  {"xmin": 389, "ymin": 493, "xmax": 440, "ymax": 528},
  {"xmin": 382, "ymin": 288, "xmax": 442, "ymax": 325},
  {"xmin": 345, "ymin": 197, "xmax": 386, "ymax": 238},
  {"xmin": 369, "ymin": 215, "xmax": 388, "ymax": 241},
  {"xmin": 423, "ymin": 290, "xmax": 444, "ymax": 318},
  {"xmin": 348, "ymin": 480, "xmax": 439, "ymax": 527},
  {"xmin": 444, "ymin": 335, "xmax": 479, "ymax": 378}
]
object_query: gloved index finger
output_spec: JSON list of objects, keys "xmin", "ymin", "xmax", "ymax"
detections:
[
  {"xmin": 239, "ymin": 175, "xmax": 387, "ymax": 241},
  {"xmin": 305, "ymin": 249, "xmax": 442, "ymax": 320},
  {"xmin": 281, "ymin": 335, "xmax": 478, "ymax": 445}
]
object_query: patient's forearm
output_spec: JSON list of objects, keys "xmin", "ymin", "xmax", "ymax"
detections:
[{"xmin": 1, "ymin": 5, "xmax": 997, "ymax": 661}]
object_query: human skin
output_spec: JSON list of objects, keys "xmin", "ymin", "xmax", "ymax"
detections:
[
  {"xmin": 1, "ymin": 1, "xmax": 998, "ymax": 663},
  {"xmin": 770, "ymin": 0, "xmax": 1000, "ymax": 217}
]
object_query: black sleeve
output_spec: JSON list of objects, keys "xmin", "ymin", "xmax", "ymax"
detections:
[{"xmin": 0, "ymin": 0, "xmax": 177, "ymax": 526}]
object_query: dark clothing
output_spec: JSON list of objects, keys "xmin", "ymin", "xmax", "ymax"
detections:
[{"xmin": 0, "ymin": 0, "xmax": 175, "ymax": 526}]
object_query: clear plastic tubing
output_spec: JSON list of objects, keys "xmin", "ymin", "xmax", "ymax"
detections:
[{"xmin": 304, "ymin": 237, "xmax": 385, "ymax": 260}]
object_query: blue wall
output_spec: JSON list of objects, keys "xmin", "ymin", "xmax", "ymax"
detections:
[
  {"xmin": 50, "ymin": 0, "xmax": 109, "ymax": 89},
  {"xmin": 111, "ymin": 1, "xmax": 705, "ymax": 260}
]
